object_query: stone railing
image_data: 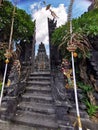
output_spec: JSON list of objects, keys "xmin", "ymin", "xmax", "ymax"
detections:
[
  {"xmin": 51, "ymin": 67, "xmax": 72, "ymax": 123},
  {"xmin": 51, "ymin": 66, "xmax": 88, "ymax": 129},
  {"xmin": 0, "ymin": 60, "xmax": 31, "ymax": 120}
]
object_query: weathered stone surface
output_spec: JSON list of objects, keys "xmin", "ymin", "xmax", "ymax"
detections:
[
  {"xmin": 1, "ymin": 72, "xmax": 58, "ymax": 129},
  {"xmin": 0, "ymin": 96, "xmax": 18, "ymax": 120},
  {"xmin": 0, "ymin": 120, "xmax": 57, "ymax": 130},
  {"xmin": 69, "ymin": 116, "xmax": 98, "ymax": 130},
  {"xmin": 12, "ymin": 110, "xmax": 58, "ymax": 129},
  {"xmin": 80, "ymin": 104, "xmax": 87, "ymax": 110},
  {"xmin": 56, "ymin": 106, "xmax": 69, "ymax": 120},
  {"xmin": 60, "ymin": 125, "xmax": 74, "ymax": 130},
  {"xmin": 3, "ymin": 15, "xmax": 98, "ymax": 130},
  {"xmin": 18, "ymin": 101, "xmax": 55, "ymax": 114},
  {"xmin": 69, "ymin": 109, "xmax": 89, "ymax": 119}
]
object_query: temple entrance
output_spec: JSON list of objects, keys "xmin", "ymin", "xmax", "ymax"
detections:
[{"xmin": 34, "ymin": 42, "xmax": 50, "ymax": 72}]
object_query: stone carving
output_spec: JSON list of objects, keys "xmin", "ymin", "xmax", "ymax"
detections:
[
  {"xmin": 61, "ymin": 59, "xmax": 73, "ymax": 89},
  {"xmin": 4, "ymin": 60, "xmax": 21, "ymax": 96},
  {"xmin": 0, "ymin": 58, "xmax": 31, "ymax": 120}
]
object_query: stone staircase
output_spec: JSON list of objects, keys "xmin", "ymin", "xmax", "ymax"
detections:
[
  {"xmin": 11, "ymin": 71, "xmax": 58, "ymax": 130},
  {"xmin": 0, "ymin": 71, "xmax": 76, "ymax": 130}
]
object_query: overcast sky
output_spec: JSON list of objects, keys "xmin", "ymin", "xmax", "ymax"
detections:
[{"xmin": 9, "ymin": 0, "xmax": 92, "ymax": 55}]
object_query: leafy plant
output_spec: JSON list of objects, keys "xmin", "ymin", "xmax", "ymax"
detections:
[
  {"xmin": 77, "ymin": 82, "xmax": 93, "ymax": 93},
  {"xmin": 52, "ymin": 8, "xmax": 98, "ymax": 59},
  {"xmin": 0, "ymin": 82, "xmax": 2, "ymax": 92},
  {"xmin": 59, "ymin": 31, "xmax": 91, "ymax": 58},
  {"xmin": 84, "ymin": 100, "xmax": 98, "ymax": 117},
  {"xmin": 77, "ymin": 82, "xmax": 97, "ymax": 117}
]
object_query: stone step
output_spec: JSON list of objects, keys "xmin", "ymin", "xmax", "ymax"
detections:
[
  {"xmin": 25, "ymin": 91, "xmax": 51, "ymax": 96},
  {"xmin": 57, "ymin": 116, "xmax": 75, "ymax": 130},
  {"xmin": 59, "ymin": 125, "xmax": 74, "ymax": 130},
  {"xmin": 28, "ymin": 76, "xmax": 51, "ymax": 81},
  {"xmin": 12, "ymin": 110, "xmax": 58, "ymax": 129},
  {"xmin": 17, "ymin": 101, "xmax": 55, "ymax": 115},
  {"xmin": 69, "ymin": 109, "xmax": 89, "ymax": 119},
  {"xmin": 30, "ymin": 72, "xmax": 51, "ymax": 77},
  {"xmin": 26, "ymin": 85, "xmax": 51, "ymax": 91},
  {"xmin": 57, "ymin": 119, "xmax": 73, "ymax": 126},
  {"xmin": 27, "ymin": 81, "xmax": 51, "ymax": 85},
  {"xmin": 26, "ymin": 84, "xmax": 51, "ymax": 88},
  {"xmin": 26, "ymin": 86, "xmax": 51, "ymax": 94},
  {"xmin": 22, "ymin": 93, "xmax": 53, "ymax": 104},
  {"xmin": 0, "ymin": 120, "xmax": 57, "ymax": 130},
  {"xmin": 23, "ymin": 92, "xmax": 52, "ymax": 97}
]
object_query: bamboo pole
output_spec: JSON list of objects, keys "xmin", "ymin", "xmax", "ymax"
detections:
[
  {"xmin": 9, "ymin": 5, "xmax": 16, "ymax": 50},
  {"xmin": 68, "ymin": 0, "xmax": 82, "ymax": 130},
  {"xmin": 0, "ymin": 3, "xmax": 16, "ymax": 107},
  {"xmin": 71, "ymin": 52, "xmax": 82, "ymax": 130},
  {"xmin": 0, "ymin": 63, "xmax": 8, "ymax": 106}
]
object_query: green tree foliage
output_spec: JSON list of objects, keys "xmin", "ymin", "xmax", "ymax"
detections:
[
  {"xmin": 0, "ymin": 1, "xmax": 13, "ymax": 41},
  {"xmin": 0, "ymin": 0, "xmax": 35, "ymax": 62},
  {"xmin": 52, "ymin": 8, "xmax": 98, "ymax": 58},
  {"xmin": 73, "ymin": 8, "xmax": 98, "ymax": 36},
  {"xmin": 0, "ymin": 0, "xmax": 35, "ymax": 80},
  {"xmin": 0, "ymin": 0, "xmax": 35, "ymax": 42},
  {"xmin": 14, "ymin": 8, "xmax": 35, "ymax": 42}
]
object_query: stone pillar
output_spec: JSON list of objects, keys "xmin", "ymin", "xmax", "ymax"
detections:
[
  {"xmin": 31, "ymin": 22, "xmax": 36, "ymax": 72},
  {"xmin": 48, "ymin": 18, "xmax": 62, "ymax": 71}
]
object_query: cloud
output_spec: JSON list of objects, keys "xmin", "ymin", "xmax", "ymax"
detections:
[
  {"xmin": 30, "ymin": 2, "xmax": 42, "ymax": 14},
  {"xmin": 33, "ymin": 7, "xmax": 49, "ymax": 45},
  {"xmin": 31, "ymin": 3, "xmax": 67, "ymax": 45},
  {"xmin": 51, "ymin": 4, "xmax": 67, "ymax": 27}
]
